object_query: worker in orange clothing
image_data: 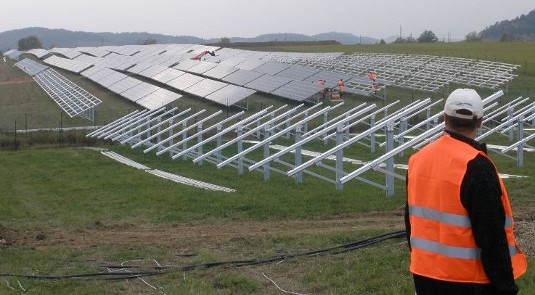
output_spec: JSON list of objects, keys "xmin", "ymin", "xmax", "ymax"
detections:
[
  {"xmin": 337, "ymin": 79, "xmax": 345, "ymax": 98},
  {"xmin": 405, "ymin": 88, "xmax": 527, "ymax": 294},
  {"xmin": 315, "ymin": 79, "xmax": 326, "ymax": 98},
  {"xmin": 368, "ymin": 69, "xmax": 376, "ymax": 82}
]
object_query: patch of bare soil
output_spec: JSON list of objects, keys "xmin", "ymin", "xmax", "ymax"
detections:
[
  {"xmin": 514, "ymin": 210, "xmax": 535, "ymax": 258},
  {"xmin": 1, "ymin": 209, "xmax": 533, "ymax": 258},
  {"xmin": 0, "ymin": 77, "xmax": 33, "ymax": 85},
  {"xmin": 1, "ymin": 211, "xmax": 404, "ymax": 251}
]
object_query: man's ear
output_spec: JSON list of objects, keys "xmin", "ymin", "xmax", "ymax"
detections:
[{"xmin": 476, "ymin": 118, "xmax": 483, "ymax": 129}]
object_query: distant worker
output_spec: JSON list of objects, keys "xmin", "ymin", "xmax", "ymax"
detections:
[
  {"xmin": 371, "ymin": 81, "xmax": 378, "ymax": 95},
  {"xmin": 337, "ymin": 79, "xmax": 345, "ymax": 98},
  {"xmin": 315, "ymin": 79, "xmax": 327, "ymax": 98},
  {"xmin": 367, "ymin": 69, "xmax": 376, "ymax": 82},
  {"xmin": 405, "ymin": 88, "xmax": 527, "ymax": 294}
]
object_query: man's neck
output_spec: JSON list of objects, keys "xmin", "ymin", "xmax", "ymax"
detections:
[{"xmin": 444, "ymin": 127, "xmax": 477, "ymax": 139}]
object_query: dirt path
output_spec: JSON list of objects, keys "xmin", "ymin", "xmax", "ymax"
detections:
[
  {"xmin": 1, "ymin": 209, "xmax": 533, "ymax": 257},
  {"xmin": 2, "ymin": 211, "xmax": 404, "ymax": 249},
  {"xmin": 0, "ymin": 77, "xmax": 34, "ymax": 85}
]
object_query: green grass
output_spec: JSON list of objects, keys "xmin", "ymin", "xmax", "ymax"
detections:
[
  {"xmin": 0, "ymin": 147, "xmax": 404, "ymax": 228},
  {"xmin": 1, "ymin": 42, "xmax": 535, "ymax": 294},
  {"xmin": 0, "ymin": 143, "xmax": 533, "ymax": 294}
]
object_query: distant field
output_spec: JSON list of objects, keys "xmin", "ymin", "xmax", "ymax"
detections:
[{"xmin": 1, "ymin": 42, "xmax": 534, "ymax": 294}]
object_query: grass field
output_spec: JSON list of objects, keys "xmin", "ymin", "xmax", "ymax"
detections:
[{"xmin": 1, "ymin": 42, "xmax": 534, "ymax": 294}]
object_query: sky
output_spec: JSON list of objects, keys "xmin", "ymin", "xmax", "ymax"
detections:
[{"xmin": 1, "ymin": 0, "xmax": 533, "ymax": 40}]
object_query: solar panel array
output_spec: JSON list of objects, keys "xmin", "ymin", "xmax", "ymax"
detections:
[
  {"xmin": 25, "ymin": 48, "xmax": 50, "ymax": 59},
  {"xmin": 23, "ymin": 43, "xmax": 520, "ymax": 112},
  {"xmin": 3, "ymin": 49, "xmax": 23, "ymax": 60},
  {"xmin": 15, "ymin": 58, "xmax": 101, "ymax": 120},
  {"xmin": 15, "ymin": 58, "xmax": 49, "ymax": 76},
  {"xmin": 319, "ymin": 53, "xmax": 519, "ymax": 93},
  {"xmin": 33, "ymin": 68, "xmax": 102, "ymax": 119},
  {"xmin": 44, "ymin": 55, "xmax": 92, "ymax": 73}
]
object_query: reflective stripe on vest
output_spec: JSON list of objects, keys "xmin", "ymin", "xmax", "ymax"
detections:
[
  {"xmin": 410, "ymin": 205, "xmax": 514, "ymax": 229},
  {"xmin": 410, "ymin": 237, "xmax": 522, "ymax": 260}
]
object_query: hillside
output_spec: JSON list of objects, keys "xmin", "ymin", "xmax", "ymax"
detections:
[
  {"xmin": 480, "ymin": 9, "xmax": 535, "ymax": 41},
  {"xmin": 0, "ymin": 27, "xmax": 377, "ymax": 52},
  {"xmin": 0, "ymin": 27, "xmax": 204, "ymax": 52}
]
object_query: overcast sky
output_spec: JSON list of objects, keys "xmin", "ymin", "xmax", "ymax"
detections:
[{"xmin": 1, "ymin": 0, "xmax": 533, "ymax": 40}]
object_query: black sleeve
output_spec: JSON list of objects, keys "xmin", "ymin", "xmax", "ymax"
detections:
[{"xmin": 461, "ymin": 155, "xmax": 518, "ymax": 294}]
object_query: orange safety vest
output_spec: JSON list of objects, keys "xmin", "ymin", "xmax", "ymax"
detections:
[{"xmin": 407, "ymin": 135, "xmax": 527, "ymax": 283}]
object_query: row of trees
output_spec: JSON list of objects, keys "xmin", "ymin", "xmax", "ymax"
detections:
[
  {"xmin": 392, "ymin": 30, "xmax": 439, "ymax": 43},
  {"xmin": 391, "ymin": 29, "xmax": 525, "ymax": 44}
]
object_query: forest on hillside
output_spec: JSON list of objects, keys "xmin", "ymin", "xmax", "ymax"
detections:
[{"xmin": 480, "ymin": 9, "xmax": 535, "ymax": 41}]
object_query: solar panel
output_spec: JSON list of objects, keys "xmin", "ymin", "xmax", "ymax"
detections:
[
  {"xmin": 187, "ymin": 61, "xmax": 218, "ymax": 75},
  {"xmin": 49, "ymin": 47, "xmax": 82, "ymax": 59},
  {"xmin": 151, "ymin": 68, "xmax": 185, "ymax": 83},
  {"xmin": 136, "ymin": 88, "xmax": 182, "ymax": 110},
  {"xmin": 210, "ymin": 47, "xmax": 242, "ymax": 61},
  {"xmin": 222, "ymin": 69, "xmax": 264, "ymax": 86},
  {"xmin": 108, "ymin": 76, "xmax": 143, "ymax": 94},
  {"xmin": 235, "ymin": 58, "xmax": 267, "ymax": 71},
  {"xmin": 3, "ymin": 49, "xmax": 22, "ymax": 60},
  {"xmin": 166, "ymin": 72, "xmax": 204, "ymax": 91},
  {"xmin": 206, "ymin": 84, "xmax": 256, "ymax": 106},
  {"xmin": 185, "ymin": 79, "xmax": 227, "ymax": 97},
  {"xmin": 220, "ymin": 56, "xmax": 247, "ymax": 67},
  {"xmin": 126, "ymin": 61, "xmax": 153, "ymax": 74},
  {"xmin": 25, "ymin": 48, "xmax": 50, "ymax": 59},
  {"xmin": 43, "ymin": 55, "xmax": 92, "ymax": 73},
  {"xmin": 173, "ymin": 59, "xmax": 201, "ymax": 71},
  {"xmin": 271, "ymin": 80, "xmax": 319, "ymax": 102},
  {"xmin": 112, "ymin": 58, "xmax": 139, "ymax": 71},
  {"xmin": 14, "ymin": 58, "xmax": 49, "ymax": 76},
  {"xmin": 121, "ymin": 82, "xmax": 160, "ymax": 102},
  {"xmin": 77, "ymin": 47, "xmax": 111, "ymax": 58},
  {"xmin": 73, "ymin": 54, "xmax": 100, "ymax": 65},
  {"xmin": 244, "ymin": 74, "xmax": 292, "ymax": 93},
  {"xmin": 203, "ymin": 63, "xmax": 239, "ymax": 80},
  {"xmin": 95, "ymin": 70, "xmax": 128, "ymax": 87},
  {"xmin": 253, "ymin": 61, "xmax": 291, "ymax": 75},
  {"xmin": 138, "ymin": 64, "xmax": 168, "ymax": 78},
  {"xmin": 82, "ymin": 65, "xmax": 107, "ymax": 78},
  {"xmin": 275, "ymin": 65, "xmax": 319, "ymax": 81}
]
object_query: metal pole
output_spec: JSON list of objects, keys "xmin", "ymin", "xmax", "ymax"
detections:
[
  {"xmin": 14, "ymin": 120, "xmax": 17, "ymax": 150},
  {"xmin": 335, "ymin": 124, "xmax": 344, "ymax": 191},
  {"xmin": 295, "ymin": 126, "xmax": 303, "ymax": 185},
  {"xmin": 385, "ymin": 121, "xmax": 395, "ymax": 197}
]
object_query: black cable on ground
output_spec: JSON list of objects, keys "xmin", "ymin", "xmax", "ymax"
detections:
[{"xmin": 0, "ymin": 230, "xmax": 406, "ymax": 281}]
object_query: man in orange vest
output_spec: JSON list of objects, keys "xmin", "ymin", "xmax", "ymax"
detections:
[{"xmin": 405, "ymin": 88, "xmax": 527, "ymax": 294}]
